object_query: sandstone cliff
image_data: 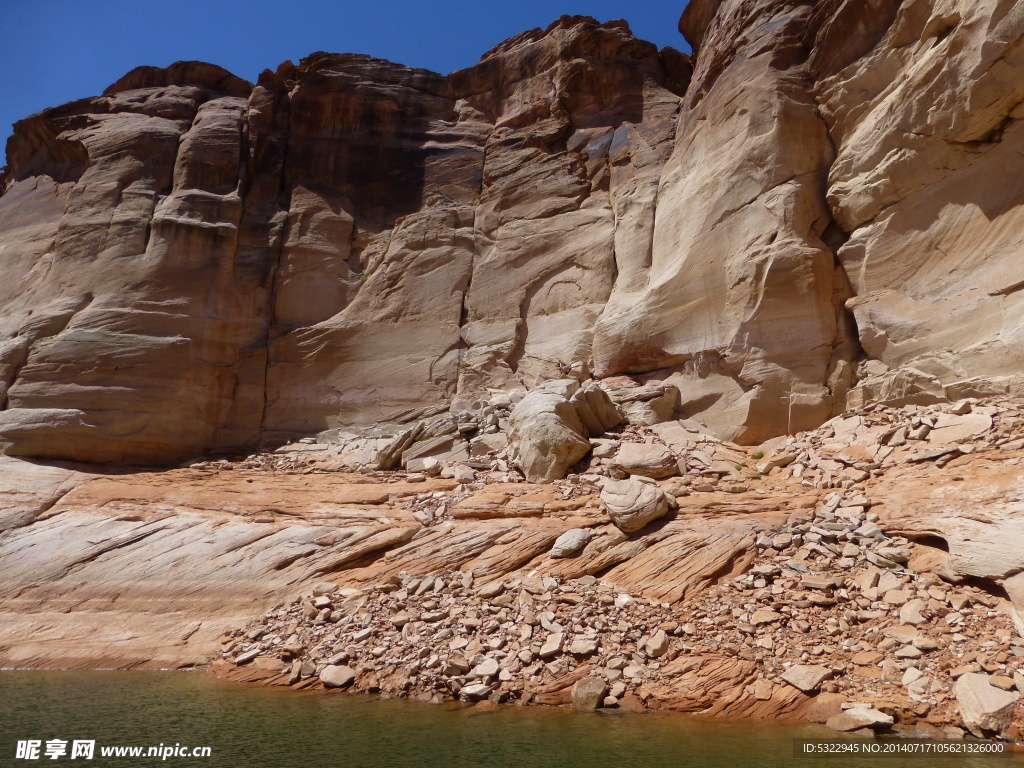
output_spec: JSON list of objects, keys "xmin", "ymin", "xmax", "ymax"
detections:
[{"xmin": 1, "ymin": 2, "xmax": 1023, "ymax": 468}]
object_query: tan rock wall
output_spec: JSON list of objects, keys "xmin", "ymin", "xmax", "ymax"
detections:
[{"xmin": 2, "ymin": 6, "xmax": 1024, "ymax": 463}]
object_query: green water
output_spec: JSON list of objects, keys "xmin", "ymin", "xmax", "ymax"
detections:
[{"xmin": 0, "ymin": 672, "xmax": 1017, "ymax": 768}]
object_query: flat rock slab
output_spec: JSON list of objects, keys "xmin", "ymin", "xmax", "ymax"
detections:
[
  {"xmin": 826, "ymin": 707, "xmax": 894, "ymax": 732},
  {"xmin": 954, "ymin": 673, "xmax": 1020, "ymax": 737},
  {"xmin": 781, "ymin": 665, "xmax": 833, "ymax": 693},
  {"xmin": 319, "ymin": 665, "xmax": 356, "ymax": 688}
]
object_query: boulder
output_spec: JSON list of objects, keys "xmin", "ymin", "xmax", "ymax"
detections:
[
  {"xmin": 572, "ymin": 677, "xmax": 608, "ymax": 713},
  {"xmin": 954, "ymin": 673, "xmax": 1020, "ymax": 737},
  {"xmin": 569, "ymin": 382, "xmax": 625, "ymax": 436},
  {"xmin": 598, "ymin": 377, "xmax": 679, "ymax": 427},
  {"xmin": 826, "ymin": 706, "xmax": 894, "ymax": 732},
  {"xmin": 600, "ymin": 478, "xmax": 671, "ymax": 533},
  {"xmin": 642, "ymin": 629, "xmax": 669, "ymax": 658},
  {"xmin": 610, "ymin": 442, "xmax": 678, "ymax": 479},
  {"xmin": 319, "ymin": 665, "xmax": 356, "ymax": 689},
  {"xmin": 506, "ymin": 382, "xmax": 592, "ymax": 482},
  {"xmin": 550, "ymin": 529, "xmax": 596, "ymax": 558},
  {"xmin": 468, "ymin": 658, "xmax": 500, "ymax": 680},
  {"xmin": 568, "ymin": 636, "xmax": 599, "ymax": 655},
  {"xmin": 459, "ymin": 683, "xmax": 494, "ymax": 701}
]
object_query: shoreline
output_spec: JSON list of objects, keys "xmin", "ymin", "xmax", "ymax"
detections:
[
  {"xmin": 5, "ymin": 665, "xmax": 1020, "ymax": 751},
  {"xmin": 2, "ymin": 398, "xmax": 1024, "ymax": 741}
]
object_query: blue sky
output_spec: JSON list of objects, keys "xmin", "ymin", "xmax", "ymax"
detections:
[{"xmin": 1, "ymin": 0, "xmax": 690, "ymax": 156}]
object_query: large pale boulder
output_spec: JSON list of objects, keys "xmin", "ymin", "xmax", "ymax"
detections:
[
  {"xmin": 610, "ymin": 442, "xmax": 679, "ymax": 479},
  {"xmin": 600, "ymin": 478, "xmax": 671, "ymax": 533},
  {"xmin": 506, "ymin": 381, "xmax": 592, "ymax": 483},
  {"xmin": 506, "ymin": 379, "xmax": 626, "ymax": 482}
]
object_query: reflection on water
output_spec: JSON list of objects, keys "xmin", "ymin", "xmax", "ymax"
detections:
[{"xmin": 0, "ymin": 672, "xmax": 1016, "ymax": 768}]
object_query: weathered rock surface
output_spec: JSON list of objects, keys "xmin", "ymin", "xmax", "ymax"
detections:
[
  {"xmin": 954, "ymin": 673, "xmax": 1020, "ymax": 737},
  {"xmin": 5, "ymin": 2, "xmax": 1024, "ymax": 464},
  {"xmin": 600, "ymin": 478, "xmax": 670, "ymax": 533},
  {"xmin": 2, "ymin": 394, "xmax": 1024, "ymax": 736},
  {"xmin": 0, "ymin": 17, "xmax": 684, "ymax": 464},
  {"xmin": 4, "ymin": 0, "xmax": 1024, "ymax": 740}
]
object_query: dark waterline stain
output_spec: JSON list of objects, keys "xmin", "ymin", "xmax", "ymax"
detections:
[{"xmin": 0, "ymin": 671, "xmax": 1014, "ymax": 768}]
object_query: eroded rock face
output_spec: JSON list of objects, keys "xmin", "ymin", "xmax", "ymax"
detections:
[
  {"xmin": 0, "ymin": 17, "xmax": 686, "ymax": 464},
  {"xmin": 3, "ymin": 3, "xmax": 1024, "ymax": 464},
  {"xmin": 818, "ymin": 0, "xmax": 1024, "ymax": 401},
  {"xmin": 593, "ymin": 0, "xmax": 855, "ymax": 444}
]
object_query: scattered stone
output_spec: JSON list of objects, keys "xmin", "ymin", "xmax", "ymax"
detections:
[
  {"xmin": 826, "ymin": 706, "xmax": 894, "ymax": 732},
  {"xmin": 320, "ymin": 665, "xmax": 356, "ymax": 689},
  {"xmin": 539, "ymin": 633, "xmax": 564, "ymax": 659},
  {"xmin": 551, "ymin": 529, "xmax": 596, "ymax": 558},
  {"xmin": 572, "ymin": 677, "xmax": 609, "ymax": 713},
  {"xmin": 954, "ymin": 673, "xmax": 1021, "ymax": 737},
  {"xmin": 782, "ymin": 665, "xmax": 833, "ymax": 694}
]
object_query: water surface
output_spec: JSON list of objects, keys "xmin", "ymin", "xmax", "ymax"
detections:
[{"xmin": 0, "ymin": 672, "xmax": 1016, "ymax": 768}]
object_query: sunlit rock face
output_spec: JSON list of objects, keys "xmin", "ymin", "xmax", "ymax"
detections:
[{"xmin": 2, "ymin": 2, "xmax": 1024, "ymax": 463}]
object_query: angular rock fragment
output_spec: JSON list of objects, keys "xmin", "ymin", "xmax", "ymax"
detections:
[
  {"xmin": 781, "ymin": 665, "xmax": 833, "ymax": 694},
  {"xmin": 954, "ymin": 673, "xmax": 1020, "ymax": 737},
  {"xmin": 320, "ymin": 665, "xmax": 356, "ymax": 689},
  {"xmin": 572, "ymin": 677, "xmax": 608, "ymax": 713}
]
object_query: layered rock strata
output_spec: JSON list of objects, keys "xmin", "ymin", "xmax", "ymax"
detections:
[
  {"xmin": 3, "ymin": 1, "xmax": 1024, "ymax": 464},
  {"xmin": 0, "ymin": 18, "xmax": 687, "ymax": 464}
]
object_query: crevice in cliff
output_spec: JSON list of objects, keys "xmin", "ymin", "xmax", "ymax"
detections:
[
  {"xmin": 0, "ymin": 485, "xmax": 76, "ymax": 534},
  {"xmin": 252, "ymin": 83, "xmax": 294, "ymax": 452},
  {"xmin": 31, "ymin": 484, "xmax": 76, "ymax": 521},
  {"xmin": 807, "ymin": 83, "xmax": 866, "ymax": 415}
]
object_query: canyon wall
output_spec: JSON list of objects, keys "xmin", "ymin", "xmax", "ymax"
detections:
[{"xmin": 1, "ymin": 1, "xmax": 1023, "ymax": 464}]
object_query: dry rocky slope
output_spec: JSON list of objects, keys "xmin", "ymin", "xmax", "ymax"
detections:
[
  {"xmin": 2, "ymin": 0, "xmax": 1024, "ymax": 741},
  {"xmin": 2, "ymin": 396, "xmax": 1024, "ymax": 737}
]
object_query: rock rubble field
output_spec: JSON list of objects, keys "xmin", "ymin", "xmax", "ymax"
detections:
[{"xmin": 198, "ymin": 389, "xmax": 1024, "ymax": 739}]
